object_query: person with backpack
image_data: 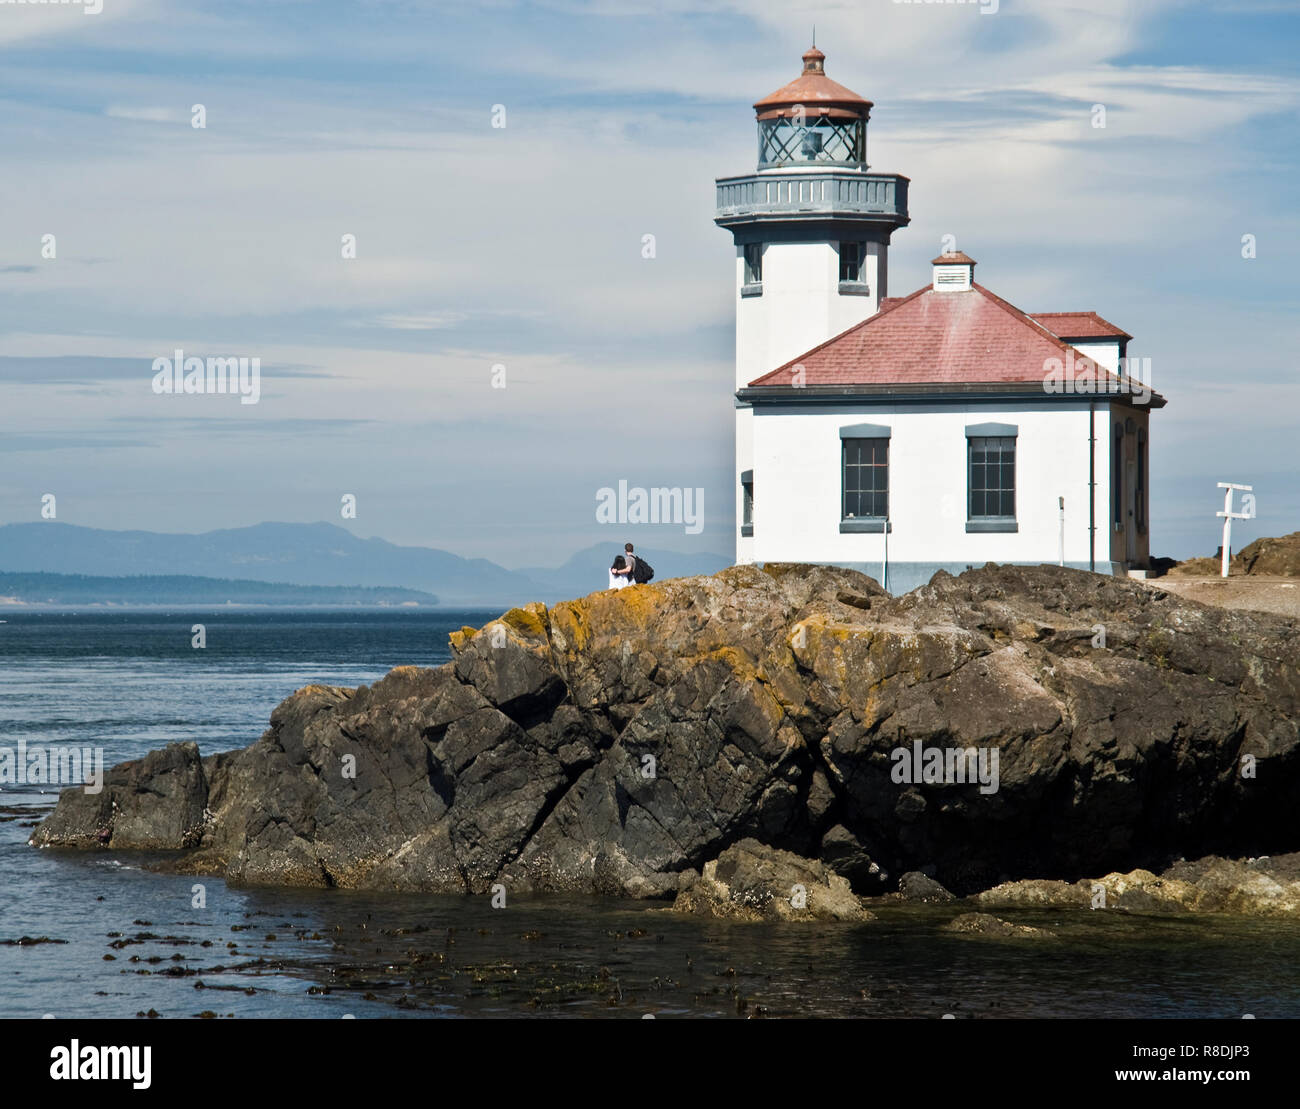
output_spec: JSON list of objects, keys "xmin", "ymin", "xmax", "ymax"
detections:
[{"xmin": 617, "ymin": 542, "xmax": 653, "ymax": 585}]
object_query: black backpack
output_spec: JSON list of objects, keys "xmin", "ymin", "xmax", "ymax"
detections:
[{"xmin": 631, "ymin": 555, "xmax": 654, "ymax": 584}]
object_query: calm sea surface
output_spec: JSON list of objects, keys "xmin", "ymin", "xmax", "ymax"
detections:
[{"xmin": 2, "ymin": 609, "xmax": 1300, "ymax": 1019}]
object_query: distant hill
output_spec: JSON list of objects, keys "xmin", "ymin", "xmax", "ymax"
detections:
[
  {"xmin": 0, "ymin": 523, "xmax": 731, "ymax": 606},
  {"xmin": 0, "ymin": 572, "xmax": 438, "ymax": 606}
]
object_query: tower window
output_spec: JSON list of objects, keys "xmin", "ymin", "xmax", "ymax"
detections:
[
  {"xmin": 839, "ymin": 242, "xmax": 866, "ymax": 283},
  {"xmin": 741, "ymin": 470, "xmax": 754, "ymax": 536},
  {"xmin": 743, "ymin": 243, "xmax": 763, "ymax": 285}
]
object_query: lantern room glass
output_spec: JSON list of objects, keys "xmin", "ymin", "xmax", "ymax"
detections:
[{"xmin": 758, "ymin": 116, "xmax": 865, "ymax": 168}]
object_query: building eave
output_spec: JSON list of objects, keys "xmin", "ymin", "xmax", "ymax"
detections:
[{"xmin": 736, "ymin": 383, "xmax": 1167, "ymax": 409}]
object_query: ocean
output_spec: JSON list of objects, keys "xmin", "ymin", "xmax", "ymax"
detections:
[{"xmin": 3, "ymin": 609, "xmax": 1299, "ymax": 1019}]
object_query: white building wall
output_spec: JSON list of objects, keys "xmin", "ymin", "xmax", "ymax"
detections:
[
  {"xmin": 1070, "ymin": 340, "xmax": 1121, "ymax": 375},
  {"xmin": 734, "ymin": 240, "xmax": 886, "ymax": 560},
  {"xmin": 736, "ymin": 405, "xmax": 755, "ymax": 562},
  {"xmin": 750, "ymin": 402, "xmax": 1124, "ymax": 590},
  {"xmin": 735, "ymin": 241, "xmax": 882, "ymax": 391}
]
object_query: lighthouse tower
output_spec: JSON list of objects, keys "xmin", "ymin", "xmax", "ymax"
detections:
[{"xmin": 715, "ymin": 46, "xmax": 909, "ymax": 561}]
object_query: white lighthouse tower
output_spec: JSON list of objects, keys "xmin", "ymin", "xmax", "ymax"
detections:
[{"xmin": 715, "ymin": 46, "xmax": 910, "ymax": 561}]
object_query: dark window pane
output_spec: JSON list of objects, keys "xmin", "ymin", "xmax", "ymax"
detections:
[
  {"xmin": 842, "ymin": 438, "xmax": 887, "ymax": 518},
  {"xmin": 969, "ymin": 435, "xmax": 1015, "ymax": 519}
]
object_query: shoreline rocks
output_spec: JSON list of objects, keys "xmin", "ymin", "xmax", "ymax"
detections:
[
  {"xmin": 31, "ymin": 562, "xmax": 1300, "ymax": 912},
  {"xmin": 671, "ymin": 839, "xmax": 873, "ymax": 922},
  {"xmin": 942, "ymin": 913, "xmax": 1057, "ymax": 939},
  {"xmin": 976, "ymin": 853, "xmax": 1300, "ymax": 918}
]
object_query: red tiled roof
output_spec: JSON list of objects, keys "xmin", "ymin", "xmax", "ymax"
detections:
[
  {"xmin": 931, "ymin": 251, "xmax": 976, "ymax": 265},
  {"xmin": 1030, "ymin": 311, "xmax": 1131, "ymax": 341},
  {"xmin": 749, "ymin": 282, "xmax": 1130, "ymax": 389}
]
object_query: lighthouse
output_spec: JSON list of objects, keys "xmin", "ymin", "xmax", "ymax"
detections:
[
  {"xmin": 715, "ymin": 46, "xmax": 910, "ymax": 562},
  {"xmin": 716, "ymin": 47, "xmax": 1161, "ymax": 590}
]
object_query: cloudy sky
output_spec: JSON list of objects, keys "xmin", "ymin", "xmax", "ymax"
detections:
[{"xmin": 0, "ymin": 0, "xmax": 1295, "ymax": 564}]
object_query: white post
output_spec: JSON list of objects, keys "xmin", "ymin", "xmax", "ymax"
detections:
[
  {"xmin": 1215, "ymin": 482, "xmax": 1253, "ymax": 578},
  {"xmin": 1058, "ymin": 496, "xmax": 1065, "ymax": 567},
  {"xmin": 1220, "ymin": 486, "xmax": 1232, "ymax": 578}
]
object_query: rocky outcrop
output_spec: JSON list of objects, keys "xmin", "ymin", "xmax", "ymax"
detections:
[
  {"xmin": 898, "ymin": 872, "xmax": 955, "ymax": 902},
  {"xmin": 33, "ymin": 742, "xmax": 208, "ymax": 850},
  {"xmin": 1235, "ymin": 533, "xmax": 1300, "ymax": 577},
  {"xmin": 976, "ymin": 853, "xmax": 1300, "ymax": 917},
  {"xmin": 31, "ymin": 562, "xmax": 1300, "ymax": 901},
  {"xmin": 1168, "ymin": 531, "xmax": 1300, "ymax": 578},
  {"xmin": 671, "ymin": 839, "xmax": 872, "ymax": 922},
  {"xmin": 942, "ymin": 912, "xmax": 1056, "ymax": 939}
]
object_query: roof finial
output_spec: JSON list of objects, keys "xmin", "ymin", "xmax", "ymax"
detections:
[{"xmin": 812, "ymin": 24, "xmax": 815, "ymax": 48}]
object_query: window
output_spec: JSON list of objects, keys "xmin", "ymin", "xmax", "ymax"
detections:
[
  {"xmin": 1113, "ymin": 423, "xmax": 1124, "ymax": 527},
  {"xmin": 741, "ymin": 470, "xmax": 753, "ymax": 537},
  {"xmin": 757, "ymin": 117, "xmax": 865, "ymax": 167},
  {"xmin": 743, "ymin": 242, "xmax": 763, "ymax": 285},
  {"xmin": 839, "ymin": 241, "xmax": 866, "ymax": 283},
  {"xmin": 843, "ymin": 438, "xmax": 888, "ymax": 520},
  {"xmin": 968, "ymin": 435, "xmax": 1016, "ymax": 524}
]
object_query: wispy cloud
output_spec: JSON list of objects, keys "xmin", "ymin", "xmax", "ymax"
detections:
[{"xmin": 104, "ymin": 105, "xmax": 184, "ymax": 123}]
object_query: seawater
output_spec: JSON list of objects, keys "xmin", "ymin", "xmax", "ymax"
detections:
[{"xmin": 2, "ymin": 609, "xmax": 1299, "ymax": 1019}]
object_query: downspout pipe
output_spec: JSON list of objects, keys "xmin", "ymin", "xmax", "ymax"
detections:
[{"xmin": 1089, "ymin": 403, "xmax": 1096, "ymax": 572}]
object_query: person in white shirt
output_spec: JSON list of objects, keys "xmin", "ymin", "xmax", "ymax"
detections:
[{"xmin": 609, "ymin": 554, "xmax": 631, "ymax": 590}]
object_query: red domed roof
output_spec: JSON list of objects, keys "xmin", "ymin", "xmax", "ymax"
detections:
[{"xmin": 753, "ymin": 46, "xmax": 872, "ymax": 121}]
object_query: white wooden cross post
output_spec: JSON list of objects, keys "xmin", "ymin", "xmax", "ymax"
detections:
[{"xmin": 1216, "ymin": 482, "xmax": 1254, "ymax": 578}]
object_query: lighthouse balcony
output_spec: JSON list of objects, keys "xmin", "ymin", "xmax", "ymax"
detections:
[{"xmin": 715, "ymin": 171, "xmax": 909, "ymax": 227}]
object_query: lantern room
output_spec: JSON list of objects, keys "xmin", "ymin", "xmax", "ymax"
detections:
[{"xmin": 753, "ymin": 46, "xmax": 872, "ymax": 169}]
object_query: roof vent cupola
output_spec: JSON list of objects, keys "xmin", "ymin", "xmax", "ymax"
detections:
[{"xmin": 932, "ymin": 250, "xmax": 976, "ymax": 292}]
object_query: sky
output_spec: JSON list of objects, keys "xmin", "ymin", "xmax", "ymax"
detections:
[{"xmin": 0, "ymin": 0, "xmax": 1296, "ymax": 565}]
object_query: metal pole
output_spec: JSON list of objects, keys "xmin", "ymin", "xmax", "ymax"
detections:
[
  {"xmin": 882, "ymin": 517, "xmax": 889, "ymax": 594},
  {"xmin": 1088, "ymin": 405, "xmax": 1096, "ymax": 572},
  {"xmin": 1058, "ymin": 496, "xmax": 1065, "ymax": 567}
]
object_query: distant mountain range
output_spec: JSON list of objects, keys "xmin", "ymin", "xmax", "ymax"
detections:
[
  {"xmin": 0, "ymin": 571, "xmax": 438, "ymax": 607},
  {"xmin": 0, "ymin": 523, "xmax": 730, "ymax": 606}
]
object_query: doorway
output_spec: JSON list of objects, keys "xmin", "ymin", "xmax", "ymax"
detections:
[{"xmin": 1125, "ymin": 459, "xmax": 1138, "ymax": 564}]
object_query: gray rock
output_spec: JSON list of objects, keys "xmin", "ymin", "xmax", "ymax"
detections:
[
  {"xmin": 898, "ymin": 871, "xmax": 955, "ymax": 902},
  {"xmin": 30, "ymin": 562, "xmax": 1300, "ymax": 909},
  {"xmin": 819, "ymin": 824, "xmax": 882, "ymax": 890},
  {"xmin": 976, "ymin": 853, "xmax": 1300, "ymax": 918},
  {"xmin": 32, "ymin": 742, "xmax": 207, "ymax": 851},
  {"xmin": 672, "ymin": 839, "xmax": 873, "ymax": 922},
  {"xmin": 943, "ymin": 912, "xmax": 1056, "ymax": 939}
]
